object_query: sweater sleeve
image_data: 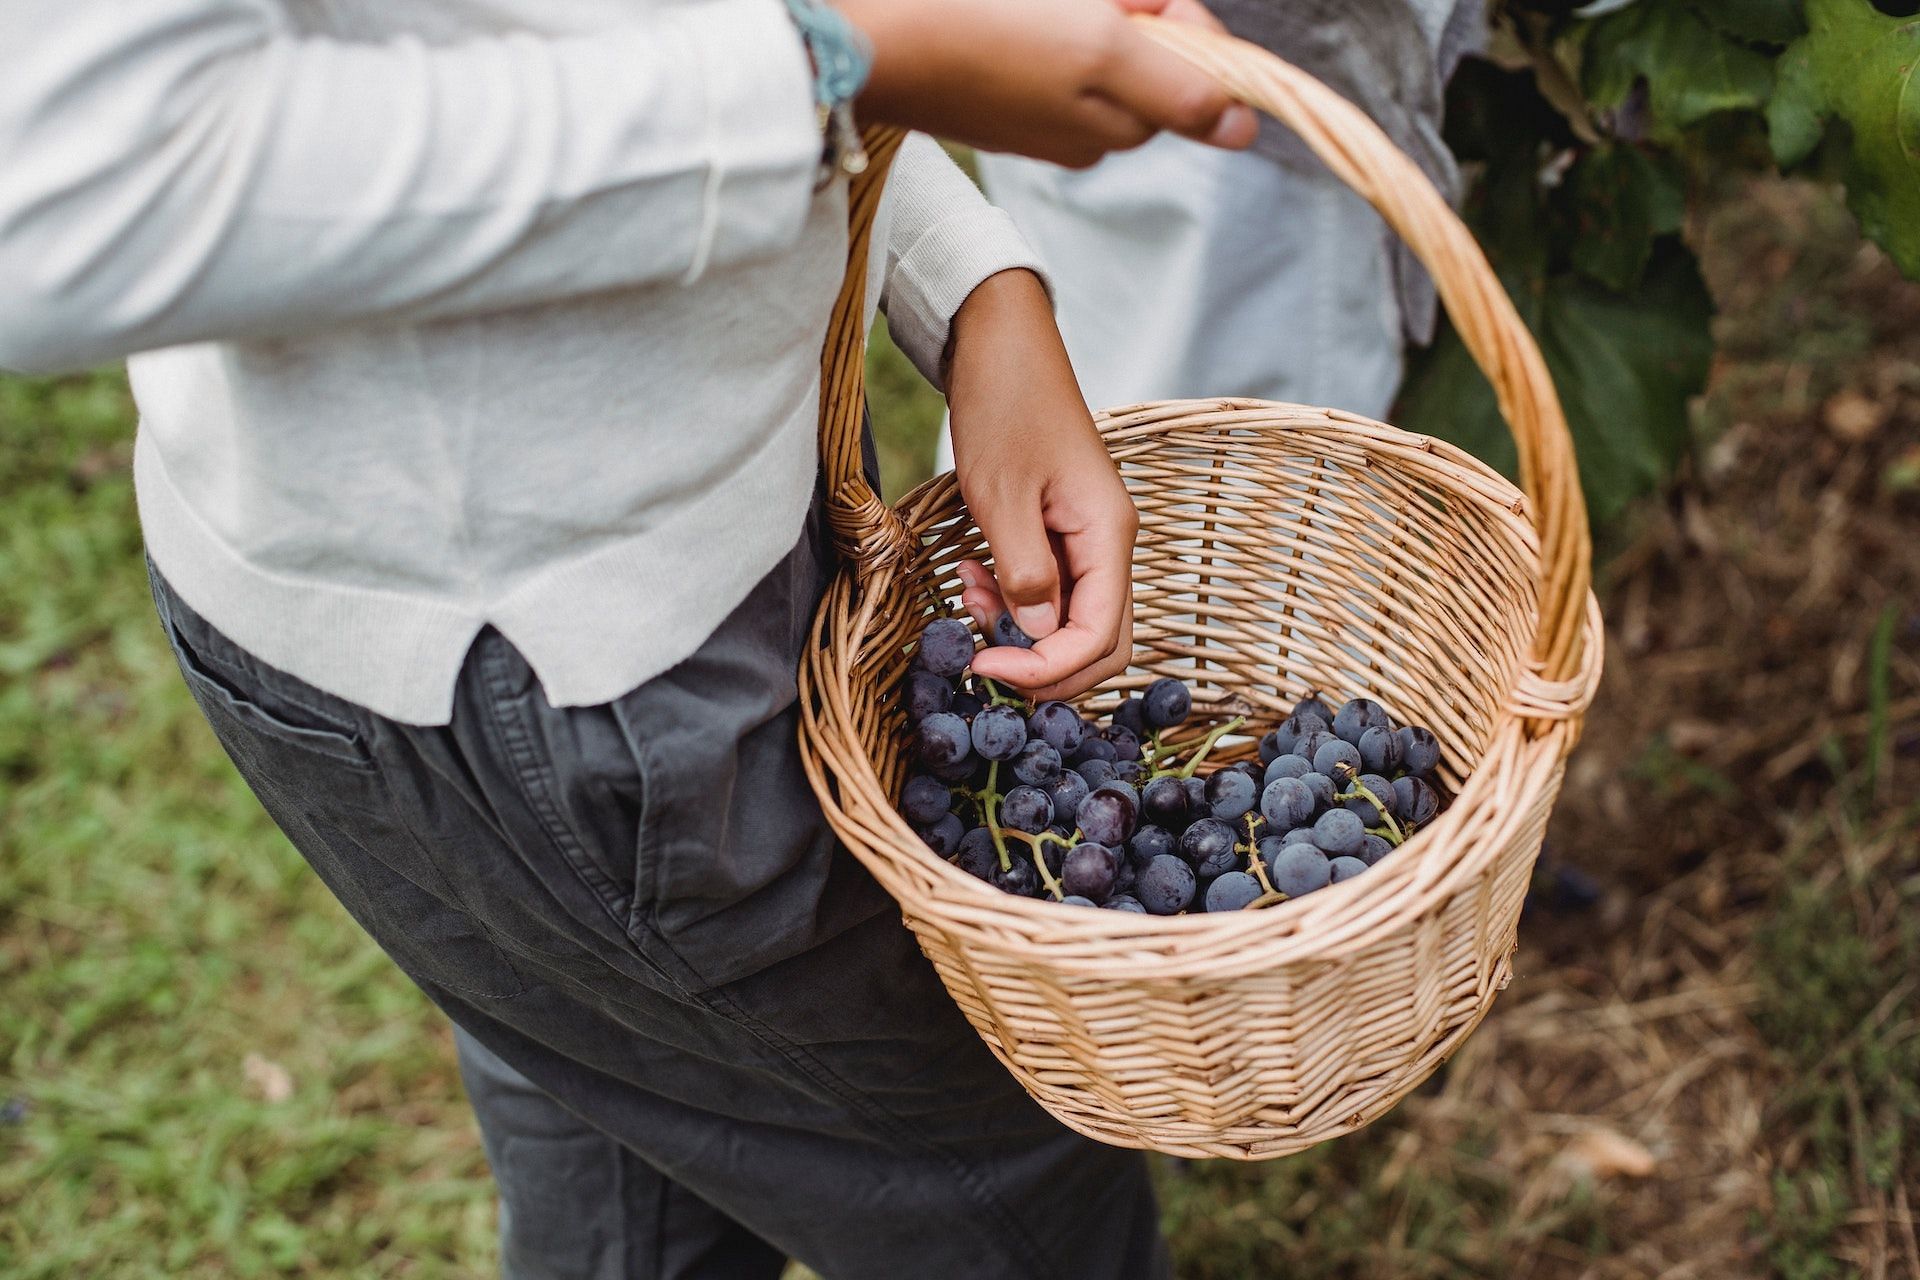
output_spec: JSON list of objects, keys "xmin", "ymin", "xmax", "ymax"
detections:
[
  {"xmin": 876, "ymin": 133, "xmax": 1053, "ymax": 390},
  {"xmin": 0, "ymin": 0, "xmax": 820, "ymax": 373}
]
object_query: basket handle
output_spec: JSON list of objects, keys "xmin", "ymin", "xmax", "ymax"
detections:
[{"xmin": 818, "ymin": 20, "xmax": 1592, "ymax": 688}]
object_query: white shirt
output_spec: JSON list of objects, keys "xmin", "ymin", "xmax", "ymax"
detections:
[{"xmin": 0, "ymin": 0, "xmax": 1042, "ymax": 723}]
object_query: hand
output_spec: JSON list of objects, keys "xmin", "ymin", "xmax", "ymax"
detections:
[
  {"xmin": 944, "ymin": 270, "xmax": 1137, "ymax": 701},
  {"xmin": 836, "ymin": 0, "xmax": 1258, "ymax": 168}
]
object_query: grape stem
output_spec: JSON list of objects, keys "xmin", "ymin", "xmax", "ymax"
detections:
[
  {"xmin": 983, "ymin": 760, "xmax": 1012, "ymax": 872},
  {"xmin": 978, "ymin": 677, "xmax": 1032, "ymax": 713},
  {"xmin": 1175, "ymin": 716, "xmax": 1246, "ymax": 779},
  {"xmin": 1240, "ymin": 812, "xmax": 1277, "ymax": 895},
  {"xmin": 1344, "ymin": 779, "xmax": 1405, "ymax": 845},
  {"xmin": 1002, "ymin": 829, "xmax": 1069, "ymax": 900}
]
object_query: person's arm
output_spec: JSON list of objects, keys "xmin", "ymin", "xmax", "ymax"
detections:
[
  {"xmin": 0, "ymin": 0, "xmax": 824, "ymax": 373},
  {"xmin": 944, "ymin": 269, "xmax": 1139, "ymax": 702}
]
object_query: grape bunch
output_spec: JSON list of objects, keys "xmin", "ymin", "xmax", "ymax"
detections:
[{"xmin": 896, "ymin": 616, "xmax": 1449, "ymax": 915}]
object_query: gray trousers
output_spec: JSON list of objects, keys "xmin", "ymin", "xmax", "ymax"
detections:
[{"xmin": 146, "ymin": 497, "xmax": 1167, "ymax": 1279}]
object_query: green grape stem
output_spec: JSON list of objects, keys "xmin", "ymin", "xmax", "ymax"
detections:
[
  {"xmin": 1240, "ymin": 812, "xmax": 1277, "ymax": 895},
  {"xmin": 983, "ymin": 760, "xmax": 1012, "ymax": 872},
  {"xmin": 1176, "ymin": 716, "xmax": 1247, "ymax": 779},
  {"xmin": 1345, "ymin": 779, "xmax": 1405, "ymax": 845},
  {"xmin": 978, "ymin": 677, "xmax": 1032, "ymax": 713},
  {"xmin": 1002, "ymin": 829, "xmax": 1070, "ymax": 900}
]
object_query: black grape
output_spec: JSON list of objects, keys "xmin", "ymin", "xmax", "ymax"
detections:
[
  {"xmin": 917, "ymin": 617, "xmax": 975, "ymax": 678},
  {"xmin": 1294, "ymin": 692, "xmax": 1335, "ymax": 723},
  {"xmin": 1106, "ymin": 726, "xmax": 1142, "ymax": 762},
  {"xmin": 1280, "ymin": 826, "xmax": 1317, "ymax": 846},
  {"xmin": 949, "ymin": 690, "xmax": 984, "ymax": 721},
  {"xmin": 901, "ymin": 774, "xmax": 951, "ymax": 826},
  {"xmin": 1141, "ymin": 677, "xmax": 1192, "ymax": 729},
  {"xmin": 1061, "ymin": 895, "xmax": 1099, "ymax": 908},
  {"xmin": 1012, "ymin": 739, "xmax": 1063, "ymax": 787},
  {"xmin": 915, "ymin": 712, "xmax": 972, "ymax": 769},
  {"xmin": 1313, "ymin": 737, "xmax": 1363, "ymax": 779},
  {"xmin": 1332, "ymin": 697, "xmax": 1391, "ymax": 746},
  {"xmin": 917, "ymin": 813, "xmax": 964, "ymax": 855},
  {"xmin": 929, "ymin": 754, "xmax": 977, "ymax": 784},
  {"xmin": 1062, "ymin": 844, "xmax": 1118, "ymax": 902},
  {"xmin": 971, "ymin": 705, "xmax": 1028, "ymax": 761},
  {"xmin": 904, "ymin": 670, "xmax": 954, "ymax": 723},
  {"xmin": 991, "ymin": 858, "xmax": 1039, "ymax": 897},
  {"xmin": 952, "ymin": 828, "xmax": 998, "ymax": 880},
  {"xmin": 1268, "ymin": 712, "xmax": 1330, "ymax": 761},
  {"xmin": 1142, "ymin": 776, "xmax": 1191, "ymax": 829},
  {"xmin": 1071, "ymin": 736, "xmax": 1119, "ymax": 766},
  {"xmin": 1128, "ymin": 824, "xmax": 1176, "ymax": 867},
  {"xmin": 1300, "ymin": 772, "xmax": 1336, "ymax": 812},
  {"xmin": 1269, "ymin": 844, "xmax": 1331, "ymax": 897},
  {"xmin": 1204, "ymin": 770, "xmax": 1257, "ymax": 823},
  {"xmin": 1260, "ymin": 777, "xmax": 1315, "ymax": 829},
  {"xmin": 1112, "ymin": 760, "xmax": 1146, "ymax": 787},
  {"xmin": 1000, "ymin": 785, "xmax": 1054, "ymax": 834},
  {"xmin": 1111, "ymin": 697, "xmax": 1147, "ymax": 737},
  {"xmin": 1397, "ymin": 725, "xmax": 1441, "ymax": 777},
  {"xmin": 1395, "ymin": 775, "xmax": 1440, "ymax": 826},
  {"xmin": 1137, "ymin": 855, "xmax": 1197, "ymax": 915},
  {"xmin": 1312, "ymin": 809, "xmax": 1366, "ymax": 856},
  {"xmin": 1205, "ymin": 871, "xmax": 1263, "ymax": 912},
  {"xmin": 1104, "ymin": 895, "xmax": 1147, "ymax": 913},
  {"xmin": 1357, "ymin": 725, "xmax": 1403, "ymax": 775},
  {"xmin": 1181, "ymin": 776, "xmax": 1209, "ymax": 814},
  {"xmin": 1179, "ymin": 818, "xmax": 1236, "ymax": 871},
  {"xmin": 1077, "ymin": 785, "xmax": 1138, "ymax": 846},
  {"xmin": 1045, "ymin": 770, "xmax": 1090, "ymax": 827},
  {"xmin": 1292, "ymin": 728, "xmax": 1336, "ymax": 763},
  {"xmin": 1253, "ymin": 834, "xmax": 1289, "ymax": 870},
  {"xmin": 991, "ymin": 611, "xmax": 1036, "ymax": 649},
  {"xmin": 1075, "ymin": 758, "xmax": 1119, "ymax": 788},
  {"xmin": 1358, "ymin": 834, "xmax": 1393, "ymax": 866},
  {"xmin": 1028, "ymin": 701, "xmax": 1084, "ymax": 755},
  {"xmin": 1328, "ymin": 856, "xmax": 1369, "ymax": 883},
  {"xmin": 1263, "ymin": 754, "xmax": 1311, "ymax": 788}
]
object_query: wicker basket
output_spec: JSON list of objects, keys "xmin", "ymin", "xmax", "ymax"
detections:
[{"xmin": 798, "ymin": 21, "xmax": 1605, "ymax": 1160}]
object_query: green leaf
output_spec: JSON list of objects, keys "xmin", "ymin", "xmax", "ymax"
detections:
[
  {"xmin": 1567, "ymin": 144, "xmax": 1688, "ymax": 290},
  {"xmin": 1767, "ymin": 41, "xmax": 1827, "ymax": 166},
  {"xmin": 1394, "ymin": 242, "xmax": 1712, "ymax": 525},
  {"xmin": 1770, "ymin": 0, "xmax": 1920, "ymax": 277},
  {"xmin": 1699, "ymin": 0, "xmax": 1807, "ymax": 45},
  {"xmin": 1583, "ymin": 1, "xmax": 1776, "ymax": 132}
]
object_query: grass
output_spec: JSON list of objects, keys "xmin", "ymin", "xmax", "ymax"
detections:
[{"xmin": 4, "ymin": 176, "xmax": 1918, "ymax": 1276}]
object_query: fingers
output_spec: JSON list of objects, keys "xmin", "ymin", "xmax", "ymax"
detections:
[
  {"xmin": 1107, "ymin": 0, "xmax": 1229, "ymax": 32},
  {"xmin": 971, "ymin": 495, "xmax": 1063, "ymax": 642},
  {"xmin": 1096, "ymin": 18, "xmax": 1258, "ymax": 149}
]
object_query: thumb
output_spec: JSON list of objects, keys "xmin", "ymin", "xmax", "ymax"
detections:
[{"xmin": 974, "ymin": 496, "xmax": 1062, "ymax": 641}]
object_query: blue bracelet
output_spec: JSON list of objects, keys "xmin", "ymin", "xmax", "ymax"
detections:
[{"xmin": 784, "ymin": 0, "xmax": 874, "ymax": 182}]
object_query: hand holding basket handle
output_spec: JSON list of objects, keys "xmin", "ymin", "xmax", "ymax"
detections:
[{"xmin": 802, "ymin": 19, "xmax": 1604, "ymax": 1159}]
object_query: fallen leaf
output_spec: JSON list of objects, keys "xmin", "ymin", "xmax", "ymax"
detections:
[
  {"xmin": 1560, "ymin": 1127, "xmax": 1658, "ymax": 1180},
  {"xmin": 1823, "ymin": 389, "xmax": 1890, "ymax": 443},
  {"xmin": 243, "ymin": 1052, "xmax": 294, "ymax": 1104}
]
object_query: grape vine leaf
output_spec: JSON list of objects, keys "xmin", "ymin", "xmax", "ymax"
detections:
[
  {"xmin": 1767, "ymin": 0, "xmax": 1920, "ymax": 277},
  {"xmin": 1700, "ymin": 0, "xmax": 1807, "ymax": 45},
  {"xmin": 1568, "ymin": 144, "xmax": 1688, "ymax": 291},
  {"xmin": 1583, "ymin": 1, "xmax": 1776, "ymax": 133},
  {"xmin": 1395, "ymin": 243, "xmax": 1711, "ymax": 525},
  {"xmin": 1397, "ymin": 64, "xmax": 1712, "ymax": 524}
]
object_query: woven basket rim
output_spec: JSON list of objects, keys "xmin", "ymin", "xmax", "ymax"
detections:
[{"xmin": 807, "ymin": 401, "xmax": 1603, "ymax": 981}]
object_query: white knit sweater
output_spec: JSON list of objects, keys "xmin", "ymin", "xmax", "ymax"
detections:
[{"xmin": 0, "ymin": 0, "xmax": 1043, "ymax": 723}]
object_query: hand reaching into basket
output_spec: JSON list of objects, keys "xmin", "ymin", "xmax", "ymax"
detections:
[
  {"xmin": 836, "ymin": 0, "xmax": 1257, "ymax": 167},
  {"xmin": 942, "ymin": 268, "xmax": 1137, "ymax": 702}
]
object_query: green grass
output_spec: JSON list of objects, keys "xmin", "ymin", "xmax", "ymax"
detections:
[{"xmin": 4, "ymin": 305, "xmax": 1914, "ymax": 1275}]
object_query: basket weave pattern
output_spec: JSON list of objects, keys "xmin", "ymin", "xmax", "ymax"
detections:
[{"xmin": 798, "ymin": 24, "xmax": 1604, "ymax": 1159}]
